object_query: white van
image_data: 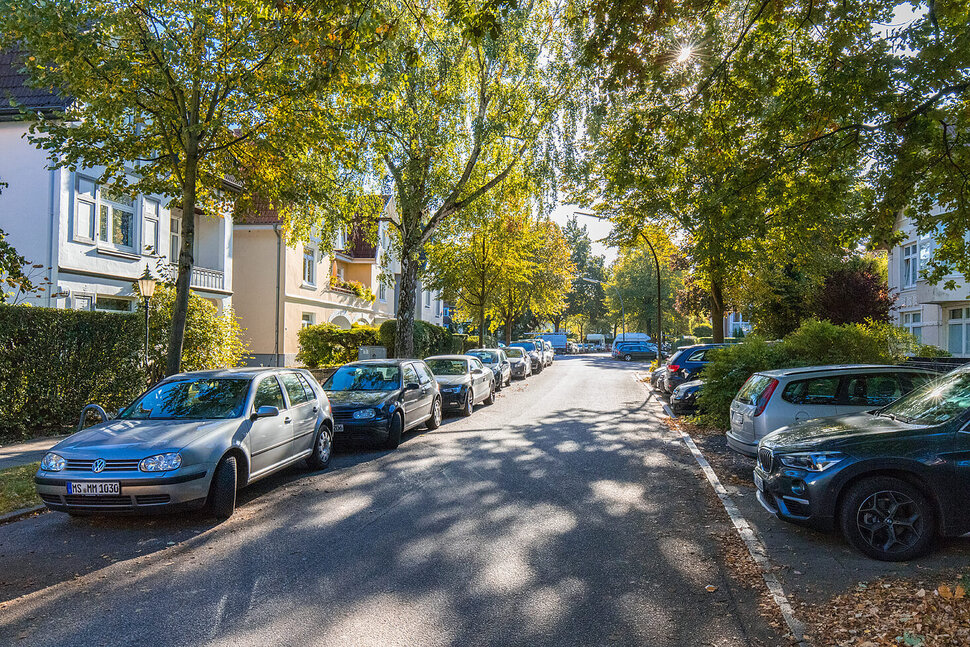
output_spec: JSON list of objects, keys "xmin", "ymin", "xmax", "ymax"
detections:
[{"xmin": 726, "ymin": 365, "xmax": 939, "ymax": 456}]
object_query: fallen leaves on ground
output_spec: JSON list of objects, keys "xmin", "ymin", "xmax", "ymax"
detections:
[{"xmin": 800, "ymin": 575, "xmax": 970, "ymax": 646}]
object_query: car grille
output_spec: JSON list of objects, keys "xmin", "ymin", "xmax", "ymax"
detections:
[
  {"xmin": 63, "ymin": 495, "xmax": 132, "ymax": 506},
  {"xmin": 39, "ymin": 493, "xmax": 62, "ymax": 505},
  {"xmin": 64, "ymin": 459, "xmax": 141, "ymax": 472},
  {"xmin": 135, "ymin": 494, "xmax": 171, "ymax": 505},
  {"xmin": 758, "ymin": 447, "xmax": 774, "ymax": 473},
  {"xmin": 332, "ymin": 410, "xmax": 356, "ymax": 423}
]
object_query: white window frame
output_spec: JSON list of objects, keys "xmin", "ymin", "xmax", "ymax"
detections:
[
  {"xmin": 94, "ymin": 295, "xmax": 135, "ymax": 313},
  {"xmin": 435, "ymin": 298, "xmax": 441, "ymax": 316},
  {"xmin": 425, "ymin": 290, "xmax": 431, "ymax": 307},
  {"xmin": 143, "ymin": 198, "xmax": 159, "ymax": 255},
  {"xmin": 301, "ymin": 312, "xmax": 315, "ymax": 329},
  {"xmin": 901, "ymin": 243, "xmax": 918, "ymax": 288},
  {"xmin": 901, "ymin": 309, "xmax": 923, "ymax": 342},
  {"xmin": 947, "ymin": 307, "xmax": 970, "ymax": 356},
  {"xmin": 302, "ymin": 247, "xmax": 317, "ymax": 287},
  {"xmin": 74, "ymin": 175, "xmax": 98, "ymax": 243},
  {"xmin": 97, "ymin": 187, "xmax": 137, "ymax": 253},
  {"xmin": 170, "ymin": 215, "xmax": 181, "ymax": 262},
  {"xmin": 379, "ymin": 281, "xmax": 387, "ymax": 302}
]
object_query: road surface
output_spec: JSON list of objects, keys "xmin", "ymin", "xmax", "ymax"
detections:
[{"xmin": 0, "ymin": 355, "xmax": 779, "ymax": 646}]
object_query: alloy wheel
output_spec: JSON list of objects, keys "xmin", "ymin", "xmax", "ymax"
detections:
[
  {"xmin": 317, "ymin": 428, "xmax": 332, "ymax": 463},
  {"xmin": 856, "ymin": 490, "xmax": 924, "ymax": 555}
]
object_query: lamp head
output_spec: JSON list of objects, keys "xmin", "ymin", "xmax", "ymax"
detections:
[{"xmin": 138, "ymin": 266, "xmax": 157, "ymax": 299}]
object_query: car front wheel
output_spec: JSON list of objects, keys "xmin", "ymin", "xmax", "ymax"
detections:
[
  {"xmin": 384, "ymin": 413, "xmax": 403, "ymax": 449},
  {"xmin": 484, "ymin": 383, "xmax": 495, "ymax": 405},
  {"xmin": 208, "ymin": 455, "xmax": 238, "ymax": 520},
  {"xmin": 460, "ymin": 391, "xmax": 474, "ymax": 417},
  {"xmin": 839, "ymin": 476, "xmax": 936, "ymax": 561},
  {"xmin": 624, "ymin": 354, "xmax": 632, "ymax": 361}
]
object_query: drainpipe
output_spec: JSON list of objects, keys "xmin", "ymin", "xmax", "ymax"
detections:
[{"xmin": 273, "ymin": 224, "xmax": 282, "ymax": 367}]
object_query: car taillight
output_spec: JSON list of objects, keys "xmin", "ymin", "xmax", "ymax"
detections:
[
  {"xmin": 667, "ymin": 364, "xmax": 680, "ymax": 373},
  {"xmin": 753, "ymin": 379, "xmax": 779, "ymax": 417}
]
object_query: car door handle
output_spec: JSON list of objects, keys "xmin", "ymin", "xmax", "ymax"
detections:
[
  {"xmin": 284, "ymin": 417, "xmax": 292, "ymax": 424},
  {"xmin": 312, "ymin": 406, "xmax": 318, "ymax": 413}
]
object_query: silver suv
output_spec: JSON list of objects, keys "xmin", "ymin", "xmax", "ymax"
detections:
[{"xmin": 727, "ymin": 365, "xmax": 938, "ymax": 456}]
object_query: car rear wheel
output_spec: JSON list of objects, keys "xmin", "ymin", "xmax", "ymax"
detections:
[
  {"xmin": 306, "ymin": 425, "xmax": 333, "ymax": 470},
  {"xmin": 384, "ymin": 413, "xmax": 403, "ymax": 449},
  {"xmin": 208, "ymin": 455, "xmax": 237, "ymax": 520},
  {"xmin": 839, "ymin": 476, "xmax": 936, "ymax": 561},
  {"xmin": 425, "ymin": 397, "xmax": 442, "ymax": 430},
  {"xmin": 460, "ymin": 391, "xmax": 474, "ymax": 417}
]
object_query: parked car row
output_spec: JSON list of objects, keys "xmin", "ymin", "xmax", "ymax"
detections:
[
  {"xmin": 653, "ymin": 347, "xmax": 970, "ymax": 561},
  {"xmin": 36, "ymin": 341, "xmax": 558, "ymax": 521}
]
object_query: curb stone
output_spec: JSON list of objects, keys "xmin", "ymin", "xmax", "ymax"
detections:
[{"xmin": 0, "ymin": 504, "xmax": 45, "ymax": 525}]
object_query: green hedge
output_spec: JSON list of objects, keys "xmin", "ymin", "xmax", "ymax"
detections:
[
  {"xmin": 378, "ymin": 319, "xmax": 454, "ymax": 358},
  {"xmin": 0, "ymin": 305, "xmax": 146, "ymax": 441},
  {"xmin": 692, "ymin": 319, "xmax": 944, "ymax": 430},
  {"xmin": 297, "ymin": 323, "xmax": 380, "ymax": 367}
]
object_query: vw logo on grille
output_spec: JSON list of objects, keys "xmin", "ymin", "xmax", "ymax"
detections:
[{"xmin": 91, "ymin": 458, "xmax": 106, "ymax": 473}]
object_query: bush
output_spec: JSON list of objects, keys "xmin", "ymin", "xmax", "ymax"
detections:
[
  {"xmin": 0, "ymin": 305, "xmax": 146, "ymax": 441},
  {"xmin": 692, "ymin": 319, "xmax": 930, "ymax": 430},
  {"xmin": 463, "ymin": 335, "xmax": 480, "ymax": 352},
  {"xmin": 691, "ymin": 323, "xmax": 713, "ymax": 337},
  {"xmin": 297, "ymin": 322, "xmax": 380, "ymax": 367},
  {"xmin": 145, "ymin": 284, "xmax": 249, "ymax": 384},
  {"xmin": 378, "ymin": 319, "xmax": 453, "ymax": 358}
]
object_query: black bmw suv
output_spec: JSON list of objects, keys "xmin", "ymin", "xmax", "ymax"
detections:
[{"xmin": 754, "ymin": 365, "xmax": 970, "ymax": 561}]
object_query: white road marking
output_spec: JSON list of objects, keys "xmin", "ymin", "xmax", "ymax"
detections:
[{"xmin": 636, "ymin": 373, "xmax": 810, "ymax": 647}]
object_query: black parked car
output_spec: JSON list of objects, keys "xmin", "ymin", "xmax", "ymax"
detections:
[
  {"xmin": 660, "ymin": 344, "xmax": 727, "ymax": 393},
  {"xmin": 755, "ymin": 366, "xmax": 970, "ymax": 561},
  {"xmin": 467, "ymin": 348, "xmax": 512, "ymax": 390},
  {"xmin": 425, "ymin": 355, "xmax": 495, "ymax": 416},
  {"xmin": 323, "ymin": 360, "xmax": 441, "ymax": 448},
  {"xmin": 670, "ymin": 379, "xmax": 703, "ymax": 416}
]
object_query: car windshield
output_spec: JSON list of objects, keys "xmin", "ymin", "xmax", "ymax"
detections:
[
  {"xmin": 505, "ymin": 347, "xmax": 525, "ymax": 358},
  {"xmin": 467, "ymin": 351, "xmax": 498, "ymax": 364},
  {"xmin": 119, "ymin": 378, "xmax": 250, "ymax": 420},
  {"xmin": 324, "ymin": 365, "xmax": 401, "ymax": 391},
  {"xmin": 426, "ymin": 359, "xmax": 468, "ymax": 376},
  {"xmin": 511, "ymin": 342, "xmax": 536, "ymax": 352},
  {"xmin": 879, "ymin": 370, "xmax": 970, "ymax": 425}
]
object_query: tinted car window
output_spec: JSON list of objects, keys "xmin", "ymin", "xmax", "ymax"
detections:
[
  {"xmin": 120, "ymin": 378, "xmax": 250, "ymax": 420},
  {"xmin": 403, "ymin": 364, "xmax": 420, "ymax": 385},
  {"xmin": 843, "ymin": 374, "xmax": 902, "ymax": 407},
  {"xmin": 505, "ymin": 347, "xmax": 525, "ymax": 358},
  {"xmin": 325, "ymin": 365, "xmax": 401, "ymax": 391},
  {"xmin": 468, "ymin": 350, "xmax": 498, "ymax": 364},
  {"xmin": 905, "ymin": 373, "xmax": 937, "ymax": 390},
  {"xmin": 881, "ymin": 369, "xmax": 970, "ymax": 425},
  {"xmin": 735, "ymin": 374, "xmax": 775, "ymax": 405},
  {"xmin": 297, "ymin": 373, "xmax": 317, "ymax": 399},
  {"xmin": 426, "ymin": 359, "xmax": 468, "ymax": 375},
  {"xmin": 469, "ymin": 358, "xmax": 485, "ymax": 371},
  {"xmin": 415, "ymin": 363, "xmax": 434, "ymax": 385},
  {"xmin": 281, "ymin": 373, "xmax": 311, "ymax": 405},
  {"xmin": 782, "ymin": 377, "xmax": 841, "ymax": 405},
  {"xmin": 686, "ymin": 349, "xmax": 710, "ymax": 362},
  {"xmin": 253, "ymin": 376, "xmax": 286, "ymax": 410}
]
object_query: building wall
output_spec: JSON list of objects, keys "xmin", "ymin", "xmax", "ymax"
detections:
[
  {"xmin": 232, "ymin": 226, "xmax": 282, "ymax": 363},
  {"xmin": 0, "ymin": 122, "xmax": 232, "ymax": 312}
]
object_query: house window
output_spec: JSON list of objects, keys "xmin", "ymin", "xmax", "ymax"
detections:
[
  {"xmin": 302, "ymin": 312, "xmax": 315, "ymax": 329},
  {"xmin": 95, "ymin": 296, "xmax": 134, "ymax": 312},
  {"xmin": 143, "ymin": 199, "xmax": 159, "ymax": 254},
  {"xmin": 336, "ymin": 266, "xmax": 345, "ymax": 281},
  {"xmin": 75, "ymin": 176, "xmax": 97, "ymax": 242},
  {"xmin": 379, "ymin": 282, "xmax": 387, "ymax": 302},
  {"xmin": 72, "ymin": 295, "xmax": 93, "ymax": 311},
  {"xmin": 901, "ymin": 310, "xmax": 923, "ymax": 342},
  {"xmin": 435, "ymin": 299, "xmax": 441, "ymax": 316},
  {"xmin": 947, "ymin": 307, "xmax": 970, "ymax": 355},
  {"xmin": 98, "ymin": 188, "xmax": 135, "ymax": 250},
  {"xmin": 901, "ymin": 243, "xmax": 918, "ymax": 288},
  {"xmin": 170, "ymin": 216, "xmax": 181, "ymax": 261},
  {"xmin": 303, "ymin": 248, "xmax": 316, "ymax": 286},
  {"xmin": 425, "ymin": 290, "xmax": 431, "ymax": 307}
]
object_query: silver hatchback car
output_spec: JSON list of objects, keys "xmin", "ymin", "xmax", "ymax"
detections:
[
  {"xmin": 35, "ymin": 368, "xmax": 333, "ymax": 519},
  {"xmin": 726, "ymin": 364, "xmax": 938, "ymax": 457}
]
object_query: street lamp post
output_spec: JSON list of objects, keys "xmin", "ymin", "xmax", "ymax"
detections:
[
  {"xmin": 137, "ymin": 266, "xmax": 157, "ymax": 367},
  {"xmin": 582, "ymin": 277, "xmax": 625, "ymax": 341}
]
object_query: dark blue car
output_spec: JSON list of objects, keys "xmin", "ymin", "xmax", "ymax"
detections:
[{"xmin": 659, "ymin": 344, "xmax": 730, "ymax": 393}]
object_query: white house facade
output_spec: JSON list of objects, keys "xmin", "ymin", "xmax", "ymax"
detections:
[{"xmin": 887, "ymin": 209, "xmax": 969, "ymax": 357}]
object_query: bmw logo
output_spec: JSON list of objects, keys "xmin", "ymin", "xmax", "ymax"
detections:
[{"xmin": 92, "ymin": 458, "xmax": 106, "ymax": 473}]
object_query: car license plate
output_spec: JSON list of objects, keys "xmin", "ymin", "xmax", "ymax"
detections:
[
  {"xmin": 67, "ymin": 481, "xmax": 120, "ymax": 496},
  {"xmin": 754, "ymin": 472, "xmax": 765, "ymax": 493},
  {"xmin": 334, "ymin": 423, "xmax": 344, "ymax": 433}
]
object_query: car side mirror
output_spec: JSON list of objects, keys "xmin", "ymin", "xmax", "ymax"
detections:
[
  {"xmin": 405, "ymin": 382, "xmax": 420, "ymax": 391},
  {"xmin": 252, "ymin": 405, "xmax": 280, "ymax": 420}
]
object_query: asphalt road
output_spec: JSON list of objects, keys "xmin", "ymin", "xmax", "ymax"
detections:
[{"xmin": 0, "ymin": 354, "xmax": 780, "ymax": 646}]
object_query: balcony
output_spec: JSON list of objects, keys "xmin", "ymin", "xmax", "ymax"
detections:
[{"xmin": 167, "ymin": 264, "xmax": 226, "ymax": 291}]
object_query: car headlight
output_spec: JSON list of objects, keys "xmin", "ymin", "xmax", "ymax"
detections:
[
  {"xmin": 442, "ymin": 386, "xmax": 462, "ymax": 393},
  {"xmin": 353, "ymin": 408, "xmax": 376, "ymax": 420},
  {"xmin": 139, "ymin": 452, "xmax": 182, "ymax": 472},
  {"xmin": 41, "ymin": 452, "xmax": 65, "ymax": 472},
  {"xmin": 778, "ymin": 451, "xmax": 845, "ymax": 472}
]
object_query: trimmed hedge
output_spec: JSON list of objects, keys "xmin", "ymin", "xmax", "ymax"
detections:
[
  {"xmin": 0, "ymin": 305, "xmax": 146, "ymax": 441},
  {"xmin": 378, "ymin": 319, "xmax": 456, "ymax": 358},
  {"xmin": 297, "ymin": 323, "xmax": 380, "ymax": 367},
  {"xmin": 692, "ymin": 319, "xmax": 945, "ymax": 430}
]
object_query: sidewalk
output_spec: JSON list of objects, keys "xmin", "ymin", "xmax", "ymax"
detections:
[{"xmin": 0, "ymin": 436, "xmax": 67, "ymax": 470}]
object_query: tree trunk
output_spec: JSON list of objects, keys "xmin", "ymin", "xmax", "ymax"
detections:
[
  {"xmin": 395, "ymin": 251, "xmax": 420, "ymax": 358},
  {"xmin": 165, "ymin": 151, "xmax": 198, "ymax": 376},
  {"xmin": 710, "ymin": 278, "xmax": 725, "ymax": 343},
  {"xmin": 479, "ymin": 305, "xmax": 486, "ymax": 348},
  {"xmin": 504, "ymin": 316, "xmax": 513, "ymax": 345}
]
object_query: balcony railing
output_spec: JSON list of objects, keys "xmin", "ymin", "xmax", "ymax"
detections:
[{"xmin": 167, "ymin": 264, "xmax": 225, "ymax": 291}]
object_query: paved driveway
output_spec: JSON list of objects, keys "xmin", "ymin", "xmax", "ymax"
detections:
[{"xmin": 0, "ymin": 355, "xmax": 780, "ymax": 647}]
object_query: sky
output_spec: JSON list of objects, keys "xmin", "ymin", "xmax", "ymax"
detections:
[{"xmin": 550, "ymin": 203, "xmax": 618, "ymax": 264}]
